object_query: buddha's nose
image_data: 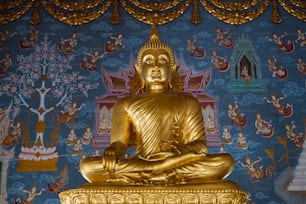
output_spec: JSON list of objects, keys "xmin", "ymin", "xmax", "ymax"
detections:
[{"xmin": 152, "ymin": 65, "xmax": 160, "ymax": 71}]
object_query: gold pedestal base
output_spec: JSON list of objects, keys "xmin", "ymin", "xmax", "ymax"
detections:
[{"xmin": 59, "ymin": 180, "xmax": 249, "ymax": 204}]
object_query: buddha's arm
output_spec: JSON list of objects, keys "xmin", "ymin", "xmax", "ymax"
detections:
[
  {"xmin": 178, "ymin": 96, "xmax": 208, "ymax": 155},
  {"xmin": 107, "ymin": 98, "xmax": 131, "ymax": 157}
]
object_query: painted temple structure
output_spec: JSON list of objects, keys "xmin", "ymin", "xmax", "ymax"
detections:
[
  {"xmin": 230, "ymin": 35, "xmax": 265, "ymax": 92},
  {"xmin": 92, "ymin": 56, "xmax": 221, "ymax": 148}
]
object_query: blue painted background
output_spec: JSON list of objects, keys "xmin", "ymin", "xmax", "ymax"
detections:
[{"xmin": 0, "ymin": 5, "xmax": 305, "ymax": 204}]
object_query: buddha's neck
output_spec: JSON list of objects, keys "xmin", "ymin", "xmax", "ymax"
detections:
[{"xmin": 145, "ymin": 84, "xmax": 170, "ymax": 93}]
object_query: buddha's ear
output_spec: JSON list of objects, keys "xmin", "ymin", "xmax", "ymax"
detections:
[
  {"xmin": 134, "ymin": 64, "xmax": 145, "ymax": 89},
  {"xmin": 134, "ymin": 64, "xmax": 142, "ymax": 75},
  {"xmin": 171, "ymin": 65, "xmax": 178, "ymax": 73}
]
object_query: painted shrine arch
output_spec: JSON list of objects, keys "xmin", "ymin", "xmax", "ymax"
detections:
[
  {"xmin": 230, "ymin": 35, "xmax": 265, "ymax": 92},
  {"xmin": 236, "ymin": 55, "xmax": 258, "ymax": 80}
]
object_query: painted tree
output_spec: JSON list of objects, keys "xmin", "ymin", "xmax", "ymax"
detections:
[{"xmin": 0, "ymin": 34, "xmax": 98, "ymax": 170}]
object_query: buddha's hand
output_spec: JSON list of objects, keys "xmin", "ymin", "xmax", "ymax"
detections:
[
  {"xmin": 160, "ymin": 139, "xmax": 181, "ymax": 154},
  {"xmin": 103, "ymin": 146, "xmax": 117, "ymax": 173},
  {"xmin": 103, "ymin": 142, "xmax": 126, "ymax": 173}
]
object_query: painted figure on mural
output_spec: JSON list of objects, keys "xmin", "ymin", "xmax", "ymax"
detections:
[
  {"xmin": 98, "ymin": 114, "xmax": 111, "ymax": 134},
  {"xmin": 0, "ymin": 30, "xmax": 17, "ymax": 48},
  {"xmin": 227, "ymin": 101, "xmax": 247, "ymax": 127},
  {"xmin": 48, "ymin": 165, "xmax": 69, "ymax": 194},
  {"xmin": 214, "ymin": 26, "xmax": 234, "ymax": 48},
  {"xmin": 80, "ymin": 49, "xmax": 104, "ymax": 72},
  {"xmin": 240, "ymin": 60, "xmax": 251, "ymax": 82},
  {"xmin": 2, "ymin": 121, "xmax": 21, "ymax": 147},
  {"xmin": 59, "ymin": 102, "xmax": 85, "ymax": 125},
  {"xmin": 58, "ymin": 32, "xmax": 77, "ymax": 54},
  {"xmin": 285, "ymin": 121, "xmax": 304, "ymax": 148},
  {"xmin": 0, "ymin": 53, "xmax": 12, "ymax": 76},
  {"xmin": 210, "ymin": 49, "xmax": 229, "ymax": 72},
  {"xmin": 67, "ymin": 129, "xmax": 77, "ymax": 146},
  {"xmin": 295, "ymin": 28, "xmax": 306, "ymax": 47},
  {"xmin": 82, "ymin": 127, "xmax": 93, "ymax": 145},
  {"xmin": 72, "ymin": 137, "xmax": 83, "ymax": 156},
  {"xmin": 186, "ymin": 37, "xmax": 205, "ymax": 59},
  {"xmin": 266, "ymin": 32, "xmax": 294, "ymax": 53},
  {"xmin": 219, "ymin": 143, "xmax": 226, "ymax": 153},
  {"xmin": 236, "ymin": 129, "xmax": 248, "ymax": 150},
  {"xmin": 93, "ymin": 148, "xmax": 101, "ymax": 157},
  {"xmin": 80, "ymin": 26, "xmax": 234, "ymax": 185},
  {"xmin": 104, "ymin": 33, "xmax": 125, "ymax": 54},
  {"xmin": 263, "ymin": 94, "xmax": 293, "ymax": 118},
  {"xmin": 266, "ymin": 56, "xmax": 288, "ymax": 79},
  {"xmin": 222, "ymin": 125, "xmax": 233, "ymax": 144},
  {"xmin": 19, "ymin": 29, "xmax": 39, "ymax": 50},
  {"xmin": 205, "ymin": 114, "xmax": 216, "ymax": 133},
  {"xmin": 296, "ymin": 57, "xmax": 306, "ymax": 77},
  {"xmin": 255, "ymin": 112, "xmax": 274, "ymax": 138},
  {"xmin": 17, "ymin": 184, "xmax": 46, "ymax": 204},
  {"xmin": 238, "ymin": 156, "xmax": 268, "ymax": 183}
]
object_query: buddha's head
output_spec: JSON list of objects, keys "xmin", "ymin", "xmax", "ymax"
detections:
[{"xmin": 132, "ymin": 25, "xmax": 183, "ymax": 94}]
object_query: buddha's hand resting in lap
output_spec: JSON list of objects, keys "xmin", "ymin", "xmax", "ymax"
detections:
[{"xmin": 103, "ymin": 142, "xmax": 127, "ymax": 172}]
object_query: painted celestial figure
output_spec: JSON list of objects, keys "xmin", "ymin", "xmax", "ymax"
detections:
[
  {"xmin": 59, "ymin": 102, "xmax": 85, "ymax": 125},
  {"xmin": 296, "ymin": 57, "xmax": 306, "ymax": 77},
  {"xmin": 266, "ymin": 56, "xmax": 288, "ymax": 79},
  {"xmin": 80, "ymin": 49, "xmax": 104, "ymax": 72},
  {"xmin": 19, "ymin": 29, "xmax": 39, "ymax": 50},
  {"xmin": 0, "ymin": 53, "xmax": 12, "ymax": 76},
  {"xmin": 263, "ymin": 94, "xmax": 293, "ymax": 118},
  {"xmin": 48, "ymin": 165, "xmax": 69, "ymax": 193},
  {"xmin": 227, "ymin": 101, "xmax": 247, "ymax": 127},
  {"xmin": 238, "ymin": 156, "xmax": 268, "ymax": 183},
  {"xmin": 186, "ymin": 37, "xmax": 205, "ymax": 59},
  {"xmin": 285, "ymin": 121, "xmax": 304, "ymax": 148},
  {"xmin": 215, "ymin": 26, "xmax": 234, "ymax": 48},
  {"xmin": 58, "ymin": 32, "xmax": 78, "ymax": 54},
  {"xmin": 295, "ymin": 28, "xmax": 306, "ymax": 47},
  {"xmin": 211, "ymin": 49, "xmax": 229, "ymax": 72},
  {"xmin": 0, "ymin": 30, "xmax": 17, "ymax": 48},
  {"xmin": 255, "ymin": 112, "xmax": 274, "ymax": 138},
  {"xmin": 266, "ymin": 32, "xmax": 294, "ymax": 53},
  {"xmin": 18, "ymin": 184, "xmax": 46, "ymax": 203},
  {"xmin": 104, "ymin": 34, "xmax": 125, "ymax": 54}
]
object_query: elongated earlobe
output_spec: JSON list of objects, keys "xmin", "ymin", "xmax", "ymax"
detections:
[
  {"xmin": 141, "ymin": 79, "xmax": 145, "ymax": 89},
  {"xmin": 168, "ymin": 70, "xmax": 174, "ymax": 88},
  {"xmin": 168, "ymin": 79, "xmax": 173, "ymax": 88},
  {"xmin": 135, "ymin": 64, "xmax": 145, "ymax": 89}
]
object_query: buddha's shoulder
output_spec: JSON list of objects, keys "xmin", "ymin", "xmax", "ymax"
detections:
[
  {"xmin": 115, "ymin": 95, "xmax": 135, "ymax": 104},
  {"xmin": 171, "ymin": 91, "xmax": 198, "ymax": 101}
]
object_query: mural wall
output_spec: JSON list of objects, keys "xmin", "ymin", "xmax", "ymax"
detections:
[{"xmin": 0, "ymin": 2, "xmax": 305, "ymax": 204}]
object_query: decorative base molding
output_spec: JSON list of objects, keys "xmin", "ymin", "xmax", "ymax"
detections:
[
  {"xmin": 59, "ymin": 180, "xmax": 249, "ymax": 204},
  {"xmin": 16, "ymin": 158, "xmax": 58, "ymax": 172}
]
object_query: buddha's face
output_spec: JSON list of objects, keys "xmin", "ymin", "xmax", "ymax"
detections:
[{"xmin": 140, "ymin": 49, "xmax": 171, "ymax": 92}]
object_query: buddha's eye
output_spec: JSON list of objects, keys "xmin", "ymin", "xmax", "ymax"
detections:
[
  {"xmin": 158, "ymin": 55, "xmax": 169, "ymax": 64},
  {"xmin": 159, "ymin": 58, "xmax": 167, "ymax": 64},
  {"xmin": 145, "ymin": 59, "xmax": 153, "ymax": 64}
]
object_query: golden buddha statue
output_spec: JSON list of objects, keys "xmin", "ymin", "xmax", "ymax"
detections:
[{"xmin": 79, "ymin": 26, "xmax": 234, "ymax": 185}]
